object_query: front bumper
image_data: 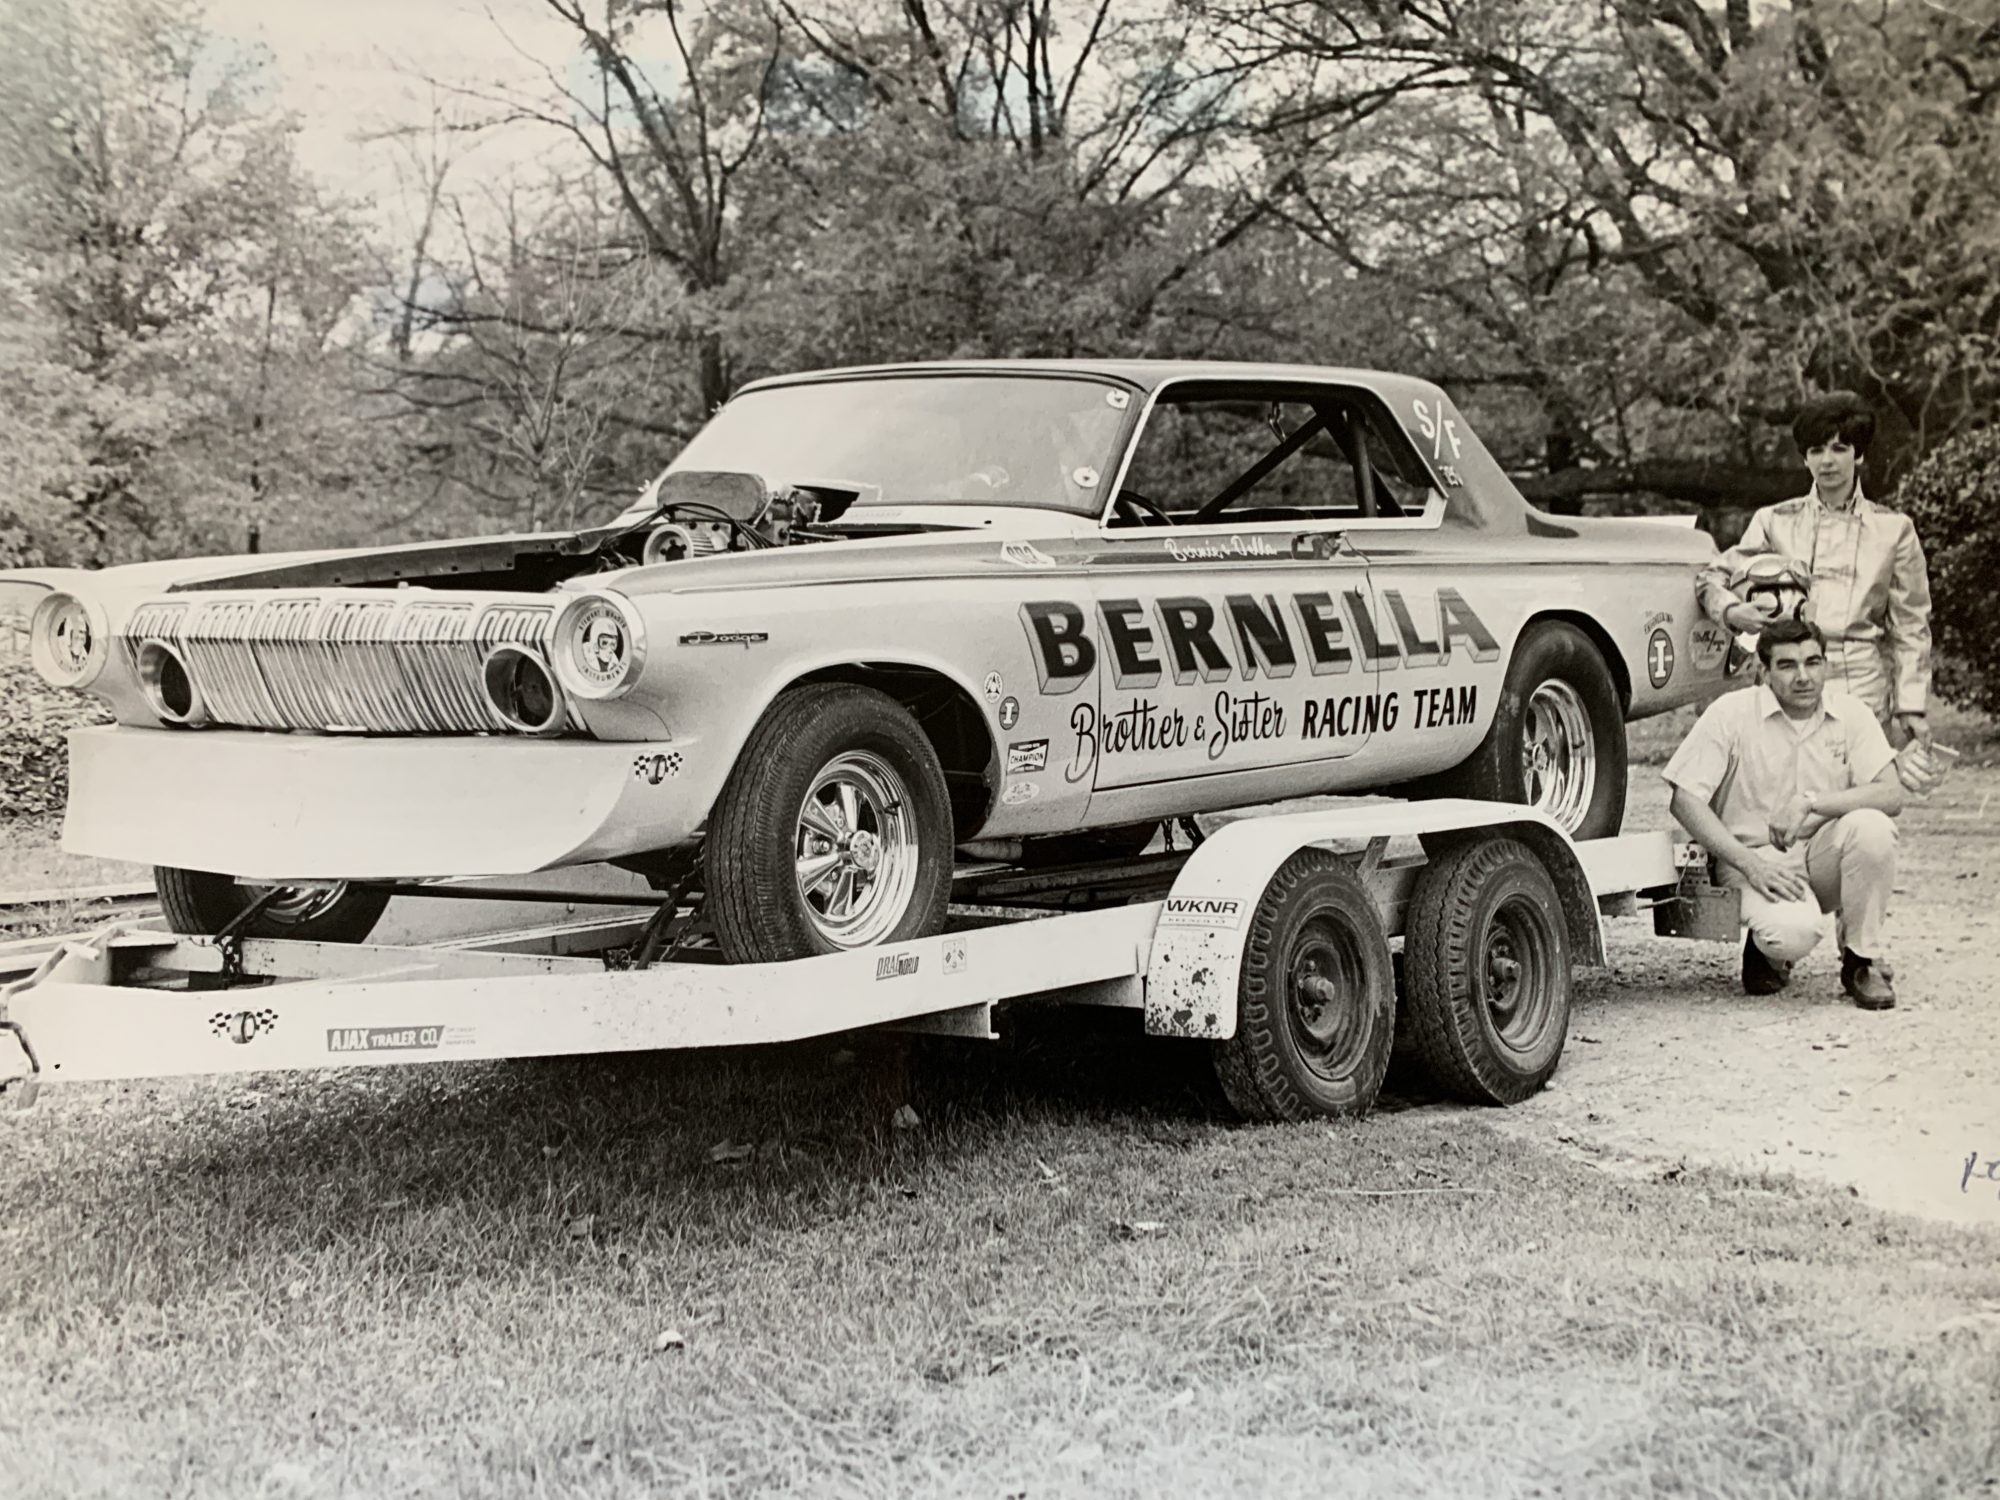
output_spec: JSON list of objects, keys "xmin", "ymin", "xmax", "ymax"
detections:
[{"xmin": 63, "ymin": 726, "xmax": 705, "ymax": 878}]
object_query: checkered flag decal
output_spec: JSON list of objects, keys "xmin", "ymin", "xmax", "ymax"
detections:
[{"xmin": 210, "ymin": 1009, "xmax": 277, "ymax": 1044}]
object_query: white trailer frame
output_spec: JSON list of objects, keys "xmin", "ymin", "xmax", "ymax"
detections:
[{"xmin": 0, "ymin": 800, "xmax": 1677, "ymax": 1104}]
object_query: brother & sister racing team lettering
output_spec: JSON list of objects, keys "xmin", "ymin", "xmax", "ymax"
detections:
[{"xmin": 1018, "ymin": 588, "xmax": 1497, "ymax": 783}]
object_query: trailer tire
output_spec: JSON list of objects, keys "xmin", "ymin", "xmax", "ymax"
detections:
[
  {"xmin": 1449, "ymin": 620, "xmax": 1626, "ymax": 839},
  {"xmin": 707, "ymin": 683, "xmax": 953, "ymax": 963},
  {"xmin": 154, "ymin": 867, "xmax": 390, "ymax": 945},
  {"xmin": 1212, "ymin": 848, "xmax": 1395, "ymax": 1121},
  {"xmin": 1402, "ymin": 836, "xmax": 1570, "ymax": 1105}
]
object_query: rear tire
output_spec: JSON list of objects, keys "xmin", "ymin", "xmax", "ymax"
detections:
[
  {"xmin": 1443, "ymin": 621, "xmax": 1626, "ymax": 839},
  {"xmin": 1212, "ymin": 848, "xmax": 1395, "ymax": 1121},
  {"xmin": 1401, "ymin": 836, "xmax": 1571, "ymax": 1105},
  {"xmin": 706, "ymin": 683, "xmax": 953, "ymax": 963},
  {"xmin": 154, "ymin": 867, "xmax": 389, "ymax": 944}
]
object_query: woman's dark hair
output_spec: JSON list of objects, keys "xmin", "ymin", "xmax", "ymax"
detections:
[
  {"xmin": 1756, "ymin": 616, "xmax": 1826, "ymax": 665},
  {"xmin": 1792, "ymin": 392, "xmax": 1876, "ymax": 456}
]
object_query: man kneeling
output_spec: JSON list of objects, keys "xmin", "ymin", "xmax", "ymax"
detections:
[{"xmin": 1663, "ymin": 618, "xmax": 1905, "ymax": 1009}]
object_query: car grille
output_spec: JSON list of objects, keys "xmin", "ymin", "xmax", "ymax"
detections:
[{"xmin": 121, "ymin": 592, "xmax": 566, "ymax": 734}]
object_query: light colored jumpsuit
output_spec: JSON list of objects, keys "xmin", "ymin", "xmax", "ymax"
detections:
[{"xmin": 1697, "ymin": 486, "xmax": 1933, "ymax": 724}]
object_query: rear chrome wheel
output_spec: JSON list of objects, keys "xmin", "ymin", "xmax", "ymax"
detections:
[{"xmin": 1521, "ymin": 679, "xmax": 1597, "ymax": 832}]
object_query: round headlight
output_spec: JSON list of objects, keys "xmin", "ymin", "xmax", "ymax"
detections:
[
  {"xmin": 135, "ymin": 639, "xmax": 209, "ymax": 727},
  {"xmin": 29, "ymin": 592, "xmax": 107, "ymax": 689},
  {"xmin": 482, "ymin": 643, "xmax": 566, "ymax": 735},
  {"xmin": 552, "ymin": 592, "xmax": 647, "ymax": 701}
]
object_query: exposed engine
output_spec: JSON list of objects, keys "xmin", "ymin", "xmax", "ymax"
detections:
[
  {"xmin": 629, "ymin": 469, "xmax": 820, "ymax": 563},
  {"xmin": 155, "ymin": 470, "xmax": 847, "ymax": 598}
]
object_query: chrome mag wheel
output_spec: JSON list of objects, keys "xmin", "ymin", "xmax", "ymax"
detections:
[
  {"xmin": 794, "ymin": 750, "xmax": 921, "ymax": 948},
  {"xmin": 1521, "ymin": 679, "xmax": 1597, "ymax": 834}
]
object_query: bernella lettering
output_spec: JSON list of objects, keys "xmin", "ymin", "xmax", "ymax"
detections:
[{"xmin": 1019, "ymin": 588, "xmax": 1498, "ymax": 693}]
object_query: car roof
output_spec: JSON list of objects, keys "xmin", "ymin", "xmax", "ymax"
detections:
[{"xmin": 738, "ymin": 359, "xmax": 1447, "ymax": 402}]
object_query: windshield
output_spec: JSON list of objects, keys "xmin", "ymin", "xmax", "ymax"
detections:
[{"xmin": 662, "ymin": 374, "xmax": 1132, "ymax": 517}]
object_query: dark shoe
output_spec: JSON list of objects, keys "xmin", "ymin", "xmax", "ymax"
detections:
[
  {"xmin": 1842, "ymin": 949, "xmax": 1896, "ymax": 1010},
  {"xmin": 1742, "ymin": 932, "xmax": 1791, "ymax": 995}
]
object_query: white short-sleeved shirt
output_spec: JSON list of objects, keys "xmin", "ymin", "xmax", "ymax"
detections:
[{"xmin": 1661, "ymin": 685, "xmax": 1896, "ymax": 849}]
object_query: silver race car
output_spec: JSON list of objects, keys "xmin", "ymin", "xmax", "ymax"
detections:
[{"xmin": 2, "ymin": 361, "xmax": 1732, "ymax": 962}]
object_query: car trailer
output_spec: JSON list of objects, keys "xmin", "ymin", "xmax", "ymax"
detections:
[{"xmin": 0, "ymin": 800, "xmax": 1685, "ymax": 1121}]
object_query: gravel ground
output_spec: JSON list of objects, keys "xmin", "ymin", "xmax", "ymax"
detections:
[{"xmin": 1487, "ymin": 760, "xmax": 2000, "ymax": 1230}]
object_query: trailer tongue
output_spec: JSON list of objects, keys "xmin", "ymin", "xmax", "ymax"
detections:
[{"xmin": 0, "ymin": 802, "xmax": 1683, "ymax": 1121}]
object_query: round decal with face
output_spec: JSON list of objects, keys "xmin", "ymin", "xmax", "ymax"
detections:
[{"xmin": 571, "ymin": 601, "xmax": 633, "ymax": 691}]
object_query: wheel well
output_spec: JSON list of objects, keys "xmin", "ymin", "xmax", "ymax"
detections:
[
  {"xmin": 793, "ymin": 664, "xmax": 996, "ymax": 840},
  {"xmin": 1525, "ymin": 610, "xmax": 1630, "ymax": 713}
]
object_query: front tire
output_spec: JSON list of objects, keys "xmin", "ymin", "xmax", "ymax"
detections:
[
  {"xmin": 1401, "ymin": 836, "xmax": 1571, "ymax": 1105},
  {"xmin": 1449, "ymin": 621, "xmax": 1626, "ymax": 839},
  {"xmin": 154, "ymin": 867, "xmax": 389, "ymax": 944},
  {"xmin": 1212, "ymin": 849, "xmax": 1396, "ymax": 1121},
  {"xmin": 706, "ymin": 683, "xmax": 953, "ymax": 963}
]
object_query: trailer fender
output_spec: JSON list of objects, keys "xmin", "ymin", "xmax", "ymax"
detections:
[{"xmin": 1144, "ymin": 799, "xmax": 1603, "ymax": 1040}]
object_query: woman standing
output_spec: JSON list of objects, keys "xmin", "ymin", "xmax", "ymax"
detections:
[{"xmin": 1699, "ymin": 392, "xmax": 1934, "ymax": 743}]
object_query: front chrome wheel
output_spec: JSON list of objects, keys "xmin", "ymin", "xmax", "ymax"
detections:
[
  {"xmin": 1521, "ymin": 679, "xmax": 1597, "ymax": 833},
  {"xmin": 794, "ymin": 750, "xmax": 921, "ymax": 948}
]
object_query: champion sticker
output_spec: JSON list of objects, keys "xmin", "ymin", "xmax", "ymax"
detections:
[
  {"xmin": 1646, "ymin": 628, "xmax": 1676, "ymax": 689},
  {"xmin": 1688, "ymin": 621, "xmax": 1728, "ymax": 671},
  {"xmin": 1160, "ymin": 897, "xmax": 1246, "ymax": 930},
  {"xmin": 1006, "ymin": 739, "xmax": 1049, "ymax": 775}
]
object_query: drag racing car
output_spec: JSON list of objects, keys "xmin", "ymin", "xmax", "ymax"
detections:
[{"xmin": 0, "ymin": 360, "xmax": 1734, "ymax": 964}]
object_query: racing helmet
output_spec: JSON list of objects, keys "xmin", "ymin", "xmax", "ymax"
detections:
[{"xmin": 1729, "ymin": 552, "xmax": 1814, "ymax": 625}]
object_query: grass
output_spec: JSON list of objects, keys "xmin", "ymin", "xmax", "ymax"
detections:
[{"xmin": 2, "ymin": 1022, "xmax": 1996, "ymax": 1499}]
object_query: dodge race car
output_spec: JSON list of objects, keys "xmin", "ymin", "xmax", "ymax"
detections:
[{"xmin": 2, "ymin": 361, "xmax": 1734, "ymax": 963}]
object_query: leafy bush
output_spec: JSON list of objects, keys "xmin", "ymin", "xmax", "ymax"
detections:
[
  {"xmin": 0, "ymin": 658, "xmax": 112, "ymax": 822},
  {"xmin": 1896, "ymin": 427, "xmax": 2000, "ymax": 716}
]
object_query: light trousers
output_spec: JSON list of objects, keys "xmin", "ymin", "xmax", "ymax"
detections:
[{"xmin": 1731, "ymin": 808, "xmax": 1897, "ymax": 963}]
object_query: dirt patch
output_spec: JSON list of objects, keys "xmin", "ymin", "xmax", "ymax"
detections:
[{"xmin": 1487, "ymin": 761, "xmax": 2000, "ymax": 1230}]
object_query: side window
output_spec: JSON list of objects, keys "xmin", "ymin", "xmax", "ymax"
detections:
[
  {"xmin": 1112, "ymin": 388, "xmax": 1443, "ymax": 527},
  {"xmin": 1118, "ymin": 400, "xmax": 1331, "ymax": 519}
]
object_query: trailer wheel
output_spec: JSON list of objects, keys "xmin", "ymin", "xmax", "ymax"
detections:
[
  {"xmin": 1402, "ymin": 836, "xmax": 1570, "ymax": 1105},
  {"xmin": 1449, "ymin": 621, "xmax": 1626, "ymax": 839},
  {"xmin": 1212, "ymin": 848, "xmax": 1395, "ymax": 1121},
  {"xmin": 707, "ymin": 682, "xmax": 953, "ymax": 963},
  {"xmin": 154, "ymin": 867, "xmax": 389, "ymax": 944}
]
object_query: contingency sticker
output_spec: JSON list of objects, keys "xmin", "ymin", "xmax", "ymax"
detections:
[
  {"xmin": 1688, "ymin": 621, "xmax": 1728, "ymax": 672},
  {"xmin": 1646, "ymin": 628, "xmax": 1676, "ymax": 689},
  {"xmin": 1006, "ymin": 739, "xmax": 1049, "ymax": 775}
]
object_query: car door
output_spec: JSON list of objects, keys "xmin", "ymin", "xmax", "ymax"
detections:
[{"xmin": 1074, "ymin": 385, "xmax": 1392, "ymax": 792}]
